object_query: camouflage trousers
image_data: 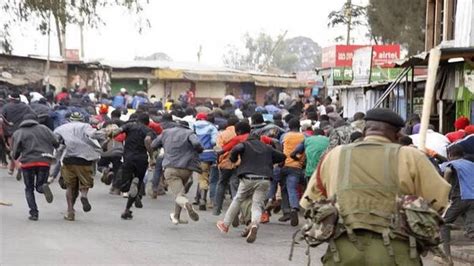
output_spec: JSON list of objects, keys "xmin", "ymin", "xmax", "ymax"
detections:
[{"xmin": 322, "ymin": 231, "xmax": 421, "ymax": 266}]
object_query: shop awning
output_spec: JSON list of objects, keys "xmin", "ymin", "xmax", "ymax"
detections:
[
  {"xmin": 155, "ymin": 69, "xmax": 184, "ymax": 80},
  {"xmin": 253, "ymin": 75, "xmax": 308, "ymax": 88},
  {"xmin": 396, "ymin": 47, "xmax": 474, "ymax": 67},
  {"xmin": 182, "ymin": 71, "xmax": 253, "ymax": 83}
]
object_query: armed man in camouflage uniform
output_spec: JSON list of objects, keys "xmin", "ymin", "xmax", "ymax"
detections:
[{"xmin": 301, "ymin": 108, "xmax": 451, "ymax": 265}]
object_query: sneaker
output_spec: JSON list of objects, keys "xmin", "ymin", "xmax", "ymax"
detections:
[
  {"xmin": 122, "ymin": 192, "xmax": 129, "ymax": 198},
  {"xmin": 184, "ymin": 203, "xmax": 199, "ymax": 221},
  {"xmin": 216, "ymin": 220, "xmax": 229, "ymax": 233},
  {"xmin": 246, "ymin": 225, "xmax": 258, "ymax": 243},
  {"xmin": 212, "ymin": 209, "xmax": 221, "ymax": 216},
  {"xmin": 121, "ymin": 210, "xmax": 133, "ymax": 220},
  {"xmin": 16, "ymin": 170, "xmax": 22, "ymax": 181},
  {"xmin": 151, "ymin": 191, "xmax": 158, "ymax": 199},
  {"xmin": 240, "ymin": 226, "xmax": 250, "ymax": 237},
  {"xmin": 100, "ymin": 168, "xmax": 110, "ymax": 184},
  {"xmin": 273, "ymin": 200, "xmax": 282, "ymax": 214},
  {"xmin": 28, "ymin": 215, "xmax": 38, "ymax": 221},
  {"xmin": 278, "ymin": 213, "xmax": 291, "ymax": 222},
  {"xmin": 104, "ymin": 171, "xmax": 114, "ymax": 185},
  {"xmin": 42, "ymin": 183, "xmax": 54, "ymax": 203},
  {"xmin": 109, "ymin": 187, "xmax": 121, "ymax": 195},
  {"xmin": 169, "ymin": 213, "xmax": 179, "ymax": 225},
  {"xmin": 290, "ymin": 211, "xmax": 299, "ymax": 227},
  {"xmin": 63, "ymin": 212, "xmax": 75, "ymax": 221},
  {"xmin": 199, "ymin": 201, "xmax": 207, "ymax": 211},
  {"xmin": 128, "ymin": 178, "xmax": 139, "ymax": 198},
  {"xmin": 135, "ymin": 197, "xmax": 143, "ymax": 208},
  {"xmin": 232, "ymin": 215, "xmax": 240, "ymax": 228},
  {"xmin": 80, "ymin": 197, "xmax": 92, "ymax": 212},
  {"xmin": 260, "ymin": 211, "xmax": 270, "ymax": 224},
  {"xmin": 178, "ymin": 218, "xmax": 189, "ymax": 224}
]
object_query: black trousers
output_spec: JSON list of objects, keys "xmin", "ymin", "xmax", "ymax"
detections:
[
  {"xmin": 120, "ymin": 156, "xmax": 148, "ymax": 209},
  {"xmin": 441, "ymin": 197, "xmax": 474, "ymax": 256},
  {"xmin": 0, "ymin": 136, "xmax": 8, "ymax": 164}
]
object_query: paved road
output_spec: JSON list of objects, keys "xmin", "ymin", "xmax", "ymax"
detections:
[
  {"xmin": 1, "ymin": 169, "xmax": 317, "ymax": 265},
  {"xmin": 0, "ymin": 169, "xmax": 456, "ymax": 265}
]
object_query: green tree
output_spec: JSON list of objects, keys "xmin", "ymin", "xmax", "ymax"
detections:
[
  {"xmin": 222, "ymin": 32, "xmax": 321, "ymax": 73},
  {"xmin": 328, "ymin": 0, "xmax": 367, "ymax": 44},
  {"xmin": 367, "ymin": 0, "xmax": 426, "ymax": 55},
  {"xmin": 1, "ymin": 0, "xmax": 149, "ymax": 56}
]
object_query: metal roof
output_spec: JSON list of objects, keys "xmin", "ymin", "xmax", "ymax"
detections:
[{"xmin": 396, "ymin": 47, "xmax": 474, "ymax": 67}]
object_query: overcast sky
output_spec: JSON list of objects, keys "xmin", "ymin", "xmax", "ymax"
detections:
[{"xmin": 6, "ymin": 0, "xmax": 369, "ymax": 66}]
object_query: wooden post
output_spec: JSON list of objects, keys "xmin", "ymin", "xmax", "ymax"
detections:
[
  {"xmin": 419, "ymin": 48, "xmax": 441, "ymax": 151},
  {"xmin": 425, "ymin": 0, "xmax": 436, "ymax": 51},
  {"xmin": 434, "ymin": 0, "xmax": 443, "ymax": 45},
  {"xmin": 443, "ymin": 0, "xmax": 454, "ymax": 41}
]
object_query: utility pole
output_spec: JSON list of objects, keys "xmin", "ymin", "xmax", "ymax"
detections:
[
  {"xmin": 80, "ymin": 19, "xmax": 85, "ymax": 58},
  {"xmin": 45, "ymin": 0, "xmax": 52, "ymax": 93},
  {"xmin": 345, "ymin": 0, "xmax": 352, "ymax": 45},
  {"xmin": 262, "ymin": 30, "xmax": 288, "ymax": 72},
  {"xmin": 197, "ymin": 45, "xmax": 202, "ymax": 63}
]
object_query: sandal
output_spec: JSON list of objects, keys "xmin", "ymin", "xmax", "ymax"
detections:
[{"xmin": 63, "ymin": 212, "xmax": 75, "ymax": 221}]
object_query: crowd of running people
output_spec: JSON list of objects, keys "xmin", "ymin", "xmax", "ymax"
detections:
[{"xmin": 1, "ymin": 85, "xmax": 473, "ymax": 245}]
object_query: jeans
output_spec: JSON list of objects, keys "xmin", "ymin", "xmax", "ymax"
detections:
[
  {"xmin": 280, "ymin": 167, "xmax": 303, "ymax": 210},
  {"xmin": 22, "ymin": 166, "xmax": 50, "ymax": 216},
  {"xmin": 214, "ymin": 168, "xmax": 239, "ymax": 213},
  {"xmin": 223, "ymin": 178, "xmax": 270, "ymax": 226},
  {"xmin": 209, "ymin": 165, "xmax": 219, "ymax": 203},
  {"xmin": 268, "ymin": 166, "xmax": 282, "ymax": 199}
]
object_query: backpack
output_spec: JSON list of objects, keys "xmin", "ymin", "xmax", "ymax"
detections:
[
  {"xmin": 289, "ymin": 197, "xmax": 340, "ymax": 265},
  {"xmin": 394, "ymin": 195, "xmax": 446, "ymax": 258}
]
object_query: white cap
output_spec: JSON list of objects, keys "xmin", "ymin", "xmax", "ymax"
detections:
[{"xmin": 120, "ymin": 88, "xmax": 127, "ymax": 93}]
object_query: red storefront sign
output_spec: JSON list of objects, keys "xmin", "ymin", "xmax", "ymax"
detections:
[{"xmin": 322, "ymin": 44, "xmax": 400, "ymax": 68}]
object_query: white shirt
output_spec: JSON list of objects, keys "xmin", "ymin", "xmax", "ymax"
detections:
[
  {"xmin": 410, "ymin": 130, "xmax": 450, "ymax": 158},
  {"xmin": 317, "ymin": 105, "xmax": 326, "ymax": 115},
  {"xmin": 29, "ymin": 92, "xmax": 44, "ymax": 103},
  {"xmin": 19, "ymin": 94, "xmax": 29, "ymax": 104}
]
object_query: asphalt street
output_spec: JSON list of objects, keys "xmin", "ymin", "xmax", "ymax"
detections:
[
  {"xmin": 0, "ymin": 169, "xmax": 453, "ymax": 265},
  {"xmin": 0, "ymin": 169, "xmax": 317, "ymax": 265}
]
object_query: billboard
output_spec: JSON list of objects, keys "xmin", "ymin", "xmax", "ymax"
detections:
[
  {"xmin": 352, "ymin": 46, "xmax": 373, "ymax": 85},
  {"xmin": 65, "ymin": 49, "xmax": 80, "ymax": 61},
  {"xmin": 322, "ymin": 44, "xmax": 400, "ymax": 68}
]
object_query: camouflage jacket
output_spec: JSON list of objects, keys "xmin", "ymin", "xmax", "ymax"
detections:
[{"xmin": 327, "ymin": 125, "xmax": 353, "ymax": 151}]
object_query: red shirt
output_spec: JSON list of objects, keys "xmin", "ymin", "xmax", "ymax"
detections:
[
  {"xmin": 148, "ymin": 121, "xmax": 163, "ymax": 135},
  {"xmin": 55, "ymin": 92, "xmax": 69, "ymax": 103},
  {"xmin": 446, "ymin": 130, "xmax": 466, "ymax": 143},
  {"xmin": 21, "ymin": 162, "xmax": 50, "ymax": 169},
  {"xmin": 222, "ymin": 133, "xmax": 273, "ymax": 152}
]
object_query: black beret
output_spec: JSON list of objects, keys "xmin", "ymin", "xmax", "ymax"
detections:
[{"xmin": 364, "ymin": 108, "xmax": 405, "ymax": 128}]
